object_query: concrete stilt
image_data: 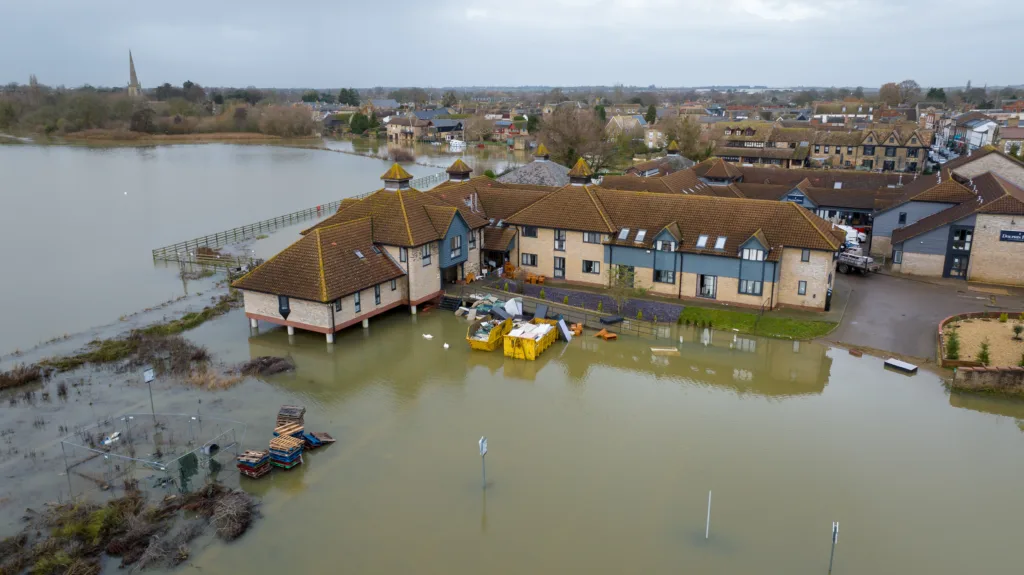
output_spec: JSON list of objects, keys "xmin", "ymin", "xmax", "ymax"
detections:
[
  {"xmin": 411, "ymin": 305, "xmax": 418, "ymax": 315},
  {"xmin": 287, "ymin": 325, "xmax": 295, "ymax": 335},
  {"xmin": 249, "ymin": 318, "xmax": 258, "ymax": 328},
  {"xmin": 362, "ymin": 318, "xmax": 369, "ymax": 328},
  {"xmin": 326, "ymin": 332, "xmax": 334, "ymax": 343}
]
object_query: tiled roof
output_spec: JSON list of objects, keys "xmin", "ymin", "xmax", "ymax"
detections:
[
  {"xmin": 568, "ymin": 157, "xmax": 594, "ymax": 178},
  {"xmin": 1000, "ymin": 127, "xmax": 1024, "ymax": 140},
  {"xmin": 891, "ymin": 173, "xmax": 1022, "ymax": 244},
  {"xmin": 735, "ymin": 165, "xmax": 904, "ymax": 188},
  {"xmin": 497, "ymin": 158, "xmax": 570, "ymax": 187},
  {"xmin": 307, "ymin": 184, "xmax": 487, "ymax": 247},
  {"xmin": 733, "ymin": 183, "xmax": 789, "ymax": 201},
  {"xmin": 507, "ymin": 185, "xmax": 615, "ymax": 233},
  {"xmin": 660, "ymin": 169, "xmax": 714, "ymax": 194},
  {"xmin": 714, "ymin": 146, "xmax": 807, "ymax": 160},
  {"xmin": 446, "ymin": 158, "xmax": 472, "ymax": 175},
  {"xmin": 232, "ymin": 218, "xmax": 404, "ymax": 302},
  {"xmin": 803, "ymin": 188, "xmax": 883, "ymax": 210},
  {"xmin": 877, "ymin": 178, "xmax": 975, "ymax": 214},
  {"xmin": 598, "ymin": 175, "xmax": 675, "ymax": 194},
  {"xmin": 427, "ymin": 177, "xmax": 553, "ymax": 220},
  {"xmin": 482, "ymin": 227, "xmax": 518, "ymax": 252},
  {"xmin": 381, "ymin": 163, "xmax": 413, "ymax": 181},
  {"xmin": 388, "ymin": 117, "xmax": 431, "ymax": 127},
  {"xmin": 694, "ymin": 158, "xmax": 742, "ymax": 180}
]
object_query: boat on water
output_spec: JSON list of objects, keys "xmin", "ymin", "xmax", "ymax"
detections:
[{"xmin": 448, "ymin": 139, "xmax": 466, "ymax": 151}]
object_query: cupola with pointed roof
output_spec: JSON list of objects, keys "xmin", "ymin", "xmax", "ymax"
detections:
[
  {"xmin": 534, "ymin": 143, "xmax": 550, "ymax": 161},
  {"xmin": 568, "ymin": 157, "xmax": 594, "ymax": 186},
  {"xmin": 446, "ymin": 158, "xmax": 473, "ymax": 181},
  {"xmin": 666, "ymin": 140, "xmax": 680, "ymax": 155},
  {"xmin": 381, "ymin": 163, "xmax": 413, "ymax": 190}
]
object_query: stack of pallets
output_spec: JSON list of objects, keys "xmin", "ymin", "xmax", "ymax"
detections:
[
  {"xmin": 276, "ymin": 405, "xmax": 306, "ymax": 427},
  {"xmin": 269, "ymin": 435, "xmax": 304, "ymax": 470},
  {"xmin": 236, "ymin": 450, "xmax": 271, "ymax": 479},
  {"xmin": 273, "ymin": 422, "xmax": 304, "ymax": 439}
]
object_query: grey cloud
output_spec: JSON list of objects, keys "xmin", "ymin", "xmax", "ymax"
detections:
[{"xmin": 2, "ymin": 0, "xmax": 1019, "ymax": 88}]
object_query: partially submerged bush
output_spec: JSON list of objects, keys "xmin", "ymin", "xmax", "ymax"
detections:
[{"xmin": 0, "ymin": 363, "xmax": 43, "ymax": 390}]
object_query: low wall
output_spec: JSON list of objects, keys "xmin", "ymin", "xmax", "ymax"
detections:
[
  {"xmin": 937, "ymin": 310, "xmax": 1024, "ymax": 368},
  {"xmin": 952, "ymin": 366, "xmax": 1024, "ymax": 394}
]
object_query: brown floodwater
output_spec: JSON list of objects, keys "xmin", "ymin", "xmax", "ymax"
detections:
[
  {"xmin": 2, "ymin": 306, "xmax": 1024, "ymax": 573},
  {"xmin": 194, "ymin": 308, "xmax": 1024, "ymax": 573}
]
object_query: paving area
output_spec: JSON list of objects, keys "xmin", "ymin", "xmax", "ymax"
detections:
[{"xmin": 828, "ymin": 272, "xmax": 1024, "ymax": 361}]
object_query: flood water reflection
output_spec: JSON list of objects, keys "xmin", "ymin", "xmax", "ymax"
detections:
[{"xmin": 181, "ymin": 308, "xmax": 1024, "ymax": 575}]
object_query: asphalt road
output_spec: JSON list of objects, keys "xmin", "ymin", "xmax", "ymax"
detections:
[{"xmin": 829, "ymin": 273, "xmax": 1024, "ymax": 360}]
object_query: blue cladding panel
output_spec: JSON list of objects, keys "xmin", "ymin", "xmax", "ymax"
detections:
[
  {"xmin": 738, "ymin": 260, "xmax": 768, "ymax": 281},
  {"xmin": 903, "ymin": 225, "xmax": 949, "ymax": 255},
  {"xmin": 874, "ymin": 201, "xmax": 955, "ymax": 238},
  {"xmin": 681, "ymin": 253, "xmax": 741, "ymax": 278},
  {"xmin": 740, "ymin": 236, "xmax": 766, "ymax": 251},
  {"xmin": 607, "ymin": 245, "xmax": 657, "ymax": 269},
  {"xmin": 439, "ymin": 212, "xmax": 470, "ymax": 268}
]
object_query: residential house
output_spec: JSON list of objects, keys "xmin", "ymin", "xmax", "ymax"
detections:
[
  {"xmin": 996, "ymin": 118, "xmax": 1023, "ymax": 155},
  {"xmin": 606, "ymin": 114, "xmax": 648, "ymax": 137},
  {"xmin": 386, "ymin": 117, "xmax": 432, "ymax": 142},
  {"xmin": 812, "ymin": 102, "xmax": 880, "ymax": 124},
  {"xmin": 431, "ymin": 119, "xmax": 464, "ymax": 141},
  {"xmin": 492, "ymin": 120, "xmax": 526, "ymax": 142},
  {"xmin": 496, "ymin": 144, "xmax": 570, "ymax": 187},
  {"xmin": 413, "ymin": 108, "xmax": 451, "ymax": 121},
  {"xmin": 937, "ymin": 112, "xmax": 999, "ymax": 152},
  {"xmin": 623, "ymin": 141, "xmax": 695, "ymax": 177}
]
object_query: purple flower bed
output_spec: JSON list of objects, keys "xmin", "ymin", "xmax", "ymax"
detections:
[{"xmin": 492, "ymin": 281, "xmax": 684, "ymax": 323}]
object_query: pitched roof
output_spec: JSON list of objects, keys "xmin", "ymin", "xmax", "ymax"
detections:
[
  {"xmin": 232, "ymin": 218, "xmax": 404, "ymax": 302},
  {"xmin": 667, "ymin": 140, "xmax": 680, "ymax": 152},
  {"xmin": 506, "ymin": 185, "xmax": 614, "ymax": 233},
  {"xmin": 388, "ymin": 117, "xmax": 431, "ymax": 127},
  {"xmin": 732, "ymin": 183, "xmax": 789, "ymax": 201},
  {"xmin": 307, "ymin": 184, "xmax": 487, "ymax": 247},
  {"xmin": 381, "ymin": 163, "xmax": 413, "ymax": 181},
  {"xmin": 891, "ymin": 173, "xmax": 1024, "ymax": 244},
  {"xmin": 568, "ymin": 157, "xmax": 594, "ymax": 178},
  {"xmin": 482, "ymin": 227, "xmax": 518, "ymax": 252},
  {"xmin": 597, "ymin": 175, "xmax": 675, "ymax": 194},
  {"xmin": 535, "ymin": 143, "xmax": 549, "ymax": 156},
  {"xmin": 497, "ymin": 158, "xmax": 570, "ymax": 187},
  {"xmin": 446, "ymin": 158, "xmax": 472, "ymax": 175},
  {"xmin": 426, "ymin": 177, "xmax": 553, "ymax": 221},
  {"xmin": 694, "ymin": 157, "xmax": 742, "ymax": 180}
]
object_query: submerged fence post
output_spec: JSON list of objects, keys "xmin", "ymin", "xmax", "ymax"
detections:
[
  {"xmin": 705, "ymin": 490, "xmax": 712, "ymax": 539},
  {"xmin": 828, "ymin": 522, "xmax": 839, "ymax": 573},
  {"xmin": 479, "ymin": 436, "xmax": 488, "ymax": 490}
]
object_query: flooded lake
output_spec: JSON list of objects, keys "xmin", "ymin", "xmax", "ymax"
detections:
[{"xmin": 0, "ymin": 143, "xmax": 439, "ymax": 355}]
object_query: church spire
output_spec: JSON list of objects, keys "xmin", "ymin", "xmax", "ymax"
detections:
[{"xmin": 128, "ymin": 51, "xmax": 142, "ymax": 98}]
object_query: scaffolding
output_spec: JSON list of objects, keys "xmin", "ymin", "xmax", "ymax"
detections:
[{"xmin": 59, "ymin": 413, "xmax": 245, "ymax": 497}]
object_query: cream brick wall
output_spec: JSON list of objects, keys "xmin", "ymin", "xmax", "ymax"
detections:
[
  {"xmin": 777, "ymin": 248, "xmax": 833, "ymax": 310},
  {"xmin": 563, "ymin": 231, "xmax": 608, "ymax": 285},
  {"xmin": 952, "ymin": 154, "xmax": 1024, "ymax": 189},
  {"xmin": 899, "ymin": 252, "xmax": 944, "ymax": 277},
  {"xmin": 679, "ymin": 271, "xmax": 698, "ymax": 299},
  {"xmin": 967, "ymin": 215, "xmax": 1024, "ymax": 285},
  {"xmin": 340, "ymin": 279, "xmax": 406, "ymax": 326},
  {"xmin": 517, "ymin": 228, "xmax": 554, "ymax": 276},
  {"xmin": 407, "ymin": 242, "xmax": 442, "ymax": 302},
  {"xmin": 243, "ymin": 290, "xmax": 331, "ymax": 329},
  {"xmin": 716, "ymin": 276, "xmax": 774, "ymax": 307},
  {"xmin": 870, "ymin": 235, "xmax": 892, "ymax": 258},
  {"xmin": 466, "ymin": 229, "xmax": 482, "ymax": 277}
]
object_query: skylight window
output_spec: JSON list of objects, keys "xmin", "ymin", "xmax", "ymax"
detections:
[
  {"xmin": 618, "ymin": 228, "xmax": 630, "ymax": 240},
  {"xmin": 714, "ymin": 236, "xmax": 727, "ymax": 250},
  {"xmin": 371, "ymin": 246, "xmax": 381, "ymax": 254},
  {"xmin": 635, "ymin": 229, "xmax": 647, "ymax": 243},
  {"xmin": 696, "ymin": 235, "xmax": 708, "ymax": 248},
  {"xmin": 354, "ymin": 250, "xmax": 365, "ymax": 259}
]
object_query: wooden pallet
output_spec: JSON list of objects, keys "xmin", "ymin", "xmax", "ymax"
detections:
[
  {"xmin": 310, "ymin": 432, "xmax": 336, "ymax": 444},
  {"xmin": 236, "ymin": 450, "xmax": 270, "ymax": 465},
  {"xmin": 274, "ymin": 423, "xmax": 304, "ymax": 437},
  {"xmin": 270, "ymin": 435, "xmax": 304, "ymax": 451}
]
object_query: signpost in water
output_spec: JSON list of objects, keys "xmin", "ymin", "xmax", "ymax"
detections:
[{"xmin": 479, "ymin": 436, "xmax": 488, "ymax": 489}]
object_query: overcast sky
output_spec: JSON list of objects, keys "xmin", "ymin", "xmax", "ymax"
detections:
[{"xmin": 3, "ymin": 0, "xmax": 1018, "ymax": 89}]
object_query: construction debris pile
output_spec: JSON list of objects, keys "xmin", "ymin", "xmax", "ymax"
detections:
[
  {"xmin": 469, "ymin": 319, "xmax": 505, "ymax": 342},
  {"xmin": 508, "ymin": 320, "xmax": 555, "ymax": 341},
  {"xmin": 236, "ymin": 405, "xmax": 335, "ymax": 479}
]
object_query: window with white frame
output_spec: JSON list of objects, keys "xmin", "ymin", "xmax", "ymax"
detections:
[
  {"xmin": 893, "ymin": 250, "xmax": 903, "ymax": 264},
  {"xmin": 399, "ymin": 247, "xmax": 407, "ymax": 262},
  {"xmin": 554, "ymin": 229, "xmax": 566, "ymax": 251},
  {"xmin": 656, "ymin": 240, "xmax": 676, "ymax": 252},
  {"xmin": 797, "ymin": 280, "xmax": 807, "ymax": 295},
  {"xmin": 582, "ymin": 260, "xmax": 600, "ymax": 274},
  {"xmin": 696, "ymin": 235, "xmax": 709, "ymax": 248},
  {"xmin": 654, "ymin": 270, "xmax": 675, "ymax": 284},
  {"xmin": 450, "ymin": 235, "xmax": 462, "ymax": 259},
  {"xmin": 522, "ymin": 226, "xmax": 538, "ymax": 238},
  {"xmin": 421, "ymin": 244, "xmax": 431, "ymax": 266},
  {"xmin": 583, "ymin": 232, "xmax": 601, "ymax": 244},
  {"xmin": 739, "ymin": 280, "xmax": 762, "ymax": 295},
  {"xmin": 742, "ymin": 248, "xmax": 764, "ymax": 261},
  {"xmin": 521, "ymin": 253, "xmax": 537, "ymax": 266}
]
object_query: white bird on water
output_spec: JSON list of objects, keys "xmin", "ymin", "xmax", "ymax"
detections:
[
  {"xmin": 422, "ymin": 334, "xmax": 433, "ymax": 340},
  {"xmin": 443, "ymin": 343, "xmax": 449, "ymax": 349}
]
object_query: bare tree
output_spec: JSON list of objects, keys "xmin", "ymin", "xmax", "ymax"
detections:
[
  {"xmin": 879, "ymin": 82, "xmax": 901, "ymax": 106},
  {"xmin": 463, "ymin": 116, "xmax": 495, "ymax": 142},
  {"xmin": 661, "ymin": 115, "xmax": 703, "ymax": 159},
  {"xmin": 538, "ymin": 106, "xmax": 615, "ymax": 172},
  {"xmin": 898, "ymin": 79, "xmax": 921, "ymax": 105}
]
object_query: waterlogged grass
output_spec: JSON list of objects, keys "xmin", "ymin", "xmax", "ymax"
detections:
[
  {"xmin": 678, "ymin": 307, "xmax": 836, "ymax": 340},
  {"xmin": 2, "ymin": 291, "xmax": 241, "ymax": 386}
]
